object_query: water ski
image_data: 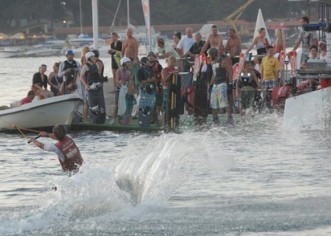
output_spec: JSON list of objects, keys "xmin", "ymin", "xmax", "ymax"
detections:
[
  {"xmin": 194, "ymin": 53, "xmax": 210, "ymax": 122},
  {"xmin": 138, "ymin": 84, "xmax": 155, "ymax": 128},
  {"xmin": 167, "ymin": 74, "xmax": 179, "ymax": 129},
  {"xmin": 118, "ymin": 84, "xmax": 135, "ymax": 125}
]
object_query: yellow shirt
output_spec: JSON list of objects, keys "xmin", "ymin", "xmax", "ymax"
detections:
[{"xmin": 260, "ymin": 56, "xmax": 280, "ymax": 81}]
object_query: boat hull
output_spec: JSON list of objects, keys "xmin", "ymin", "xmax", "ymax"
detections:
[
  {"xmin": 283, "ymin": 87, "xmax": 331, "ymax": 130},
  {"xmin": 0, "ymin": 94, "xmax": 82, "ymax": 131}
]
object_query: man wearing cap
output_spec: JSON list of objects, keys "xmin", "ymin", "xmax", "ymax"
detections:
[
  {"xmin": 260, "ymin": 45, "xmax": 280, "ymax": 107},
  {"xmin": 58, "ymin": 49, "xmax": 82, "ymax": 95},
  {"xmin": 80, "ymin": 51, "xmax": 106, "ymax": 124}
]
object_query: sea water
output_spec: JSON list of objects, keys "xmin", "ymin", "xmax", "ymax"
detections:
[{"xmin": 1, "ymin": 57, "xmax": 331, "ymax": 235}]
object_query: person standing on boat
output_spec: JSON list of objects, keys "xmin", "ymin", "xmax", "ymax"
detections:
[
  {"xmin": 80, "ymin": 51, "xmax": 106, "ymax": 124},
  {"xmin": 58, "ymin": 49, "xmax": 81, "ymax": 95},
  {"xmin": 155, "ymin": 37, "xmax": 179, "ymax": 59},
  {"xmin": 236, "ymin": 61, "xmax": 259, "ymax": 124},
  {"xmin": 92, "ymin": 49, "xmax": 105, "ymax": 81},
  {"xmin": 122, "ymin": 27, "xmax": 139, "ymax": 88},
  {"xmin": 48, "ymin": 62, "xmax": 62, "ymax": 96},
  {"xmin": 29, "ymin": 124, "xmax": 83, "ymax": 175},
  {"xmin": 274, "ymin": 28, "xmax": 285, "ymax": 54},
  {"xmin": 187, "ymin": 32, "xmax": 207, "ymax": 57},
  {"xmin": 79, "ymin": 47, "xmax": 90, "ymax": 121},
  {"xmin": 122, "ymin": 27, "xmax": 139, "ymax": 64},
  {"xmin": 246, "ymin": 28, "xmax": 270, "ymax": 56},
  {"xmin": 113, "ymin": 57, "xmax": 134, "ymax": 124},
  {"xmin": 161, "ymin": 56, "xmax": 177, "ymax": 128},
  {"xmin": 137, "ymin": 57, "xmax": 156, "ymax": 121},
  {"xmin": 32, "ymin": 64, "xmax": 54, "ymax": 99},
  {"xmin": 225, "ymin": 28, "xmax": 242, "ymax": 65},
  {"xmin": 260, "ymin": 45, "xmax": 280, "ymax": 108},
  {"xmin": 210, "ymin": 49, "xmax": 233, "ymax": 125},
  {"xmin": 80, "ymin": 46, "xmax": 90, "ymax": 66},
  {"xmin": 172, "ymin": 32, "xmax": 182, "ymax": 56},
  {"xmin": 148, "ymin": 51, "xmax": 163, "ymax": 124},
  {"xmin": 176, "ymin": 27, "xmax": 195, "ymax": 72},
  {"xmin": 293, "ymin": 16, "xmax": 318, "ymax": 64},
  {"xmin": 200, "ymin": 25, "xmax": 224, "ymax": 56},
  {"xmin": 108, "ymin": 32, "xmax": 122, "ymax": 92},
  {"xmin": 176, "ymin": 27, "xmax": 195, "ymax": 57}
]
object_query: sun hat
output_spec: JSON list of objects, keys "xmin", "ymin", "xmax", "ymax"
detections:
[{"xmin": 120, "ymin": 57, "xmax": 131, "ymax": 66}]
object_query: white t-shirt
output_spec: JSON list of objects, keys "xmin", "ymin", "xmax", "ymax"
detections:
[
  {"xmin": 177, "ymin": 36, "xmax": 195, "ymax": 55},
  {"xmin": 43, "ymin": 135, "xmax": 75, "ymax": 162},
  {"xmin": 44, "ymin": 142, "xmax": 65, "ymax": 162}
]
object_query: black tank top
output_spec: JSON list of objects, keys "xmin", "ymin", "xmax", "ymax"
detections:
[{"xmin": 215, "ymin": 64, "xmax": 227, "ymax": 84}]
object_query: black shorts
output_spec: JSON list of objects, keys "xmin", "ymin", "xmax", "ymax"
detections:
[{"xmin": 111, "ymin": 58, "xmax": 119, "ymax": 70}]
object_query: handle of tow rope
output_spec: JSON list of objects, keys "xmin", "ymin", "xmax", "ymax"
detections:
[{"xmin": 27, "ymin": 135, "xmax": 41, "ymax": 143}]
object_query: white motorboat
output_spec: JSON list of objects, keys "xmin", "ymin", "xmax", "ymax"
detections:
[
  {"xmin": 0, "ymin": 94, "xmax": 82, "ymax": 131},
  {"xmin": 22, "ymin": 44, "xmax": 61, "ymax": 57},
  {"xmin": 283, "ymin": 87, "xmax": 331, "ymax": 130},
  {"xmin": 0, "ymin": 46, "xmax": 26, "ymax": 58}
]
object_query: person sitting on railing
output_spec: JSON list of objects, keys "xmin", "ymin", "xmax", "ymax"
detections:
[
  {"xmin": 245, "ymin": 28, "xmax": 270, "ymax": 56},
  {"xmin": 32, "ymin": 64, "xmax": 54, "ymax": 99},
  {"xmin": 318, "ymin": 41, "xmax": 331, "ymax": 89},
  {"xmin": 298, "ymin": 45, "xmax": 320, "ymax": 93},
  {"xmin": 19, "ymin": 90, "xmax": 35, "ymax": 106}
]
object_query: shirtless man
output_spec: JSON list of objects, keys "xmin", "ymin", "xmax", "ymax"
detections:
[
  {"xmin": 225, "ymin": 28, "xmax": 242, "ymax": 65},
  {"xmin": 122, "ymin": 27, "xmax": 139, "ymax": 65},
  {"xmin": 201, "ymin": 25, "xmax": 224, "ymax": 55}
]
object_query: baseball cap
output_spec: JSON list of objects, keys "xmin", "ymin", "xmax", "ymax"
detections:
[
  {"xmin": 85, "ymin": 51, "xmax": 95, "ymax": 61},
  {"xmin": 66, "ymin": 49, "xmax": 74, "ymax": 55},
  {"xmin": 120, "ymin": 57, "xmax": 131, "ymax": 66},
  {"xmin": 147, "ymin": 51, "xmax": 155, "ymax": 57}
]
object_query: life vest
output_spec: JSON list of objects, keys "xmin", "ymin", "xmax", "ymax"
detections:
[
  {"xmin": 86, "ymin": 63, "xmax": 101, "ymax": 85},
  {"xmin": 63, "ymin": 60, "xmax": 78, "ymax": 84},
  {"xmin": 55, "ymin": 136, "xmax": 83, "ymax": 172},
  {"xmin": 215, "ymin": 64, "xmax": 227, "ymax": 84},
  {"xmin": 96, "ymin": 59, "xmax": 104, "ymax": 78}
]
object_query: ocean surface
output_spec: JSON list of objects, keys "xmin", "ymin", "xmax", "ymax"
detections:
[{"xmin": 1, "ymin": 57, "xmax": 331, "ymax": 235}]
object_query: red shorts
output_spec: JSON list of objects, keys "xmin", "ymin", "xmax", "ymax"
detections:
[{"xmin": 320, "ymin": 79, "xmax": 331, "ymax": 89}]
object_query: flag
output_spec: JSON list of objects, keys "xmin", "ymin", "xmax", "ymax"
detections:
[{"xmin": 141, "ymin": 0, "xmax": 151, "ymax": 51}]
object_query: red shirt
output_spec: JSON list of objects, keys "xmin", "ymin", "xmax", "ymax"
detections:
[{"xmin": 20, "ymin": 97, "xmax": 32, "ymax": 105}]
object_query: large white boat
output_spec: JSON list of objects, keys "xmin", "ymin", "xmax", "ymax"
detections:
[
  {"xmin": 0, "ymin": 94, "xmax": 82, "ymax": 131},
  {"xmin": 283, "ymin": 87, "xmax": 331, "ymax": 130}
]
